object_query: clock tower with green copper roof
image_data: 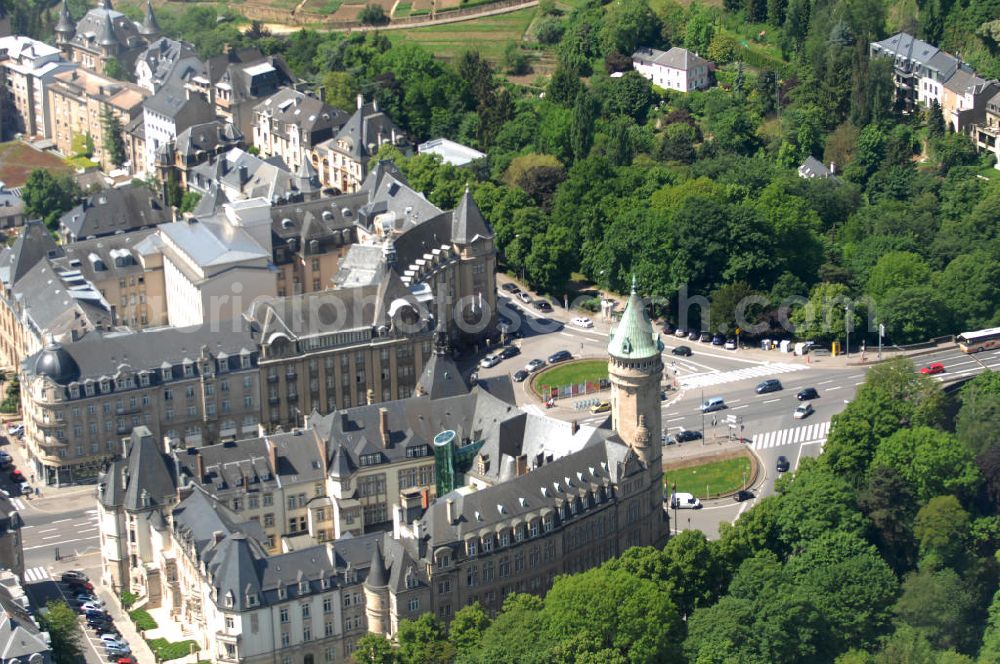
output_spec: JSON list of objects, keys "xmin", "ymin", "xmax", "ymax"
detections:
[{"xmin": 608, "ymin": 276, "xmax": 664, "ymax": 472}]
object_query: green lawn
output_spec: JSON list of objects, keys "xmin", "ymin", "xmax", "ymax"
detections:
[
  {"xmin": 535, "ymin": 359, "xmax": 608, "ymax": 388},
  {"xmin": 665, "ymin": 456, "xmax": 751, "ymax": 499},
  {"xmin": 388, "ymin": 7, "xmax": 537, "ymax": 62},
  {"xmin": 147, "ymin": 638, "xmax": 200, "ymax": 662},
  {"xmin": 129, "ymin": 608, "xmax": 157, "ymax": 631}
]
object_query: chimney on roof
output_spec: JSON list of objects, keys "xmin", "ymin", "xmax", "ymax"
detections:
[
  {"xmin": 445, "ymin": 498, "xmax": 456, "ymax": 525},
  {"xmin": 421, "ymin": 489, "xmax": 429, "ymax": 510},
  {"xmin": 238, "ymin": 164, "xmax": 248, "ymax": 186},
  {"xmin": 212, "ymin": 530, "xmax": 225, "ymax": 544},
  {"xmin": 379, "ymin": 408, "xmax": 389, "ymax": 448},
  {"xmin": 195, "ymin": 450, "xmax": 205, "ymax": 481},
  {"xmin": 242, "ymin": 473, "xmax": 249, "ymax": 492},
  {"xmin": 266, "ymin": 438, "xmax": 278, "ymax": 476}
]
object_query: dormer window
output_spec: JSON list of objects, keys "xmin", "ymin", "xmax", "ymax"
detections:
[
  {"xmin": 161, "ymin": 367, "xmax": 171, "ymax": 381},
  {"xmin": 482, "ymin": 535, "xmax": 493, "ymax": 552},
  {"xmin": 100, "ymin": 379, "xmax": 110, "ymax": 393},
  {"xmin": 224, "ymin": 591, "xmax": 234, "ymax": 608},
  {"xmin": 240, "ymin": 351, "xmax": 251, "ymax": 369},
  {"xmin": 299, "ymin": 580, "xmax": 308, "ymax": 594},
  {"xmin": 245, "ymin": 593, "xmax": 257, "ymax": 607},
  {"xmin": 139, "ymin": 373, "xmax": 150, "ymax": 387},
  {"xmin": 466, "ymin": 540, "xmax": 477, "ymax": 557},
  {"xmin": 183, "ymin": 361, "xmax": 194, "ymax": 378},
  {"xmin": 69, "ymin": 385, "xmax": 79, "ymax": 399},
  {"xmin": 499, "ymin": 531, "xmax": 510, "ymax": 548},
  {"xmin": 84, "ymin": 381, "xmax": 94, "ymax": 396},
  {"xmin": 277, "ymin": 586, "xmax": 286, "ymax": 600}
]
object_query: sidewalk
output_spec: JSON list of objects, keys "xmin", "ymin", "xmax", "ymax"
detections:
[{"xmin": 99, "ymin": 592, "xmax": 158, "ymax": 664}]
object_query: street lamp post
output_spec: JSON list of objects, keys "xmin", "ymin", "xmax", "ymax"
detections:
[{"xmin": 878, "ymin": 322, "xmax": 884, "ymax": 360}]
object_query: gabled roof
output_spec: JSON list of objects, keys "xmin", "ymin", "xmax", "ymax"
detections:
[
  {"xmin": 59, "ymin": 184, "xmax": 169, "ymax": 241},
  {"xmin": 6, "ymin": 220, "xmax": 62, "ymax": 286},
  {"xmin": 798, "ymin": 156, "xmax": 831, "ymax": 179},
  {"xmin": 632, "ymin": 46, "xmax": 709, "ymax": 71}
]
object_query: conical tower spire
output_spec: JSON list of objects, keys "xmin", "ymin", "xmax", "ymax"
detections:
[
  {"xmin": 98, "ymin": 9, "xmax": 119, "ymax": 48},
  {"xmin": 55, "ymin": 0, "xmax": 76, "ymax": 42},
  {"xmin": 608, "ymin": 274, "xmax": 662, "ymax": 360},
  {"xmin": 139, "ymin": 0, "xmax": 161, "ymax": 38}
]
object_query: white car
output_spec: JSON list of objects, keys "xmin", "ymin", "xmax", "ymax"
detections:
[
  {"xmin": 479, "ymin": 355, "xmax": 500, "ymax": 369},
  {"xmin": 6, "ymin": 424, "xmax": 22, "ymax": 437},
  {"xmin": 724, "ymin": 339, "xmax": 737, "ymax": 350},
  {"xmin": 669, "ymin": 492, "xmax": 702, "ymax": 509},
  {"xmin": 524, "ymin": 359, "xmax": 545, "ymax": 373},
  {"xmin": 570, "ymin": 317, "xmax": 594, "ymax": 329},
  {"xmin": 794, "ymin": 403, "xmax": 814, "ymax": 419}
]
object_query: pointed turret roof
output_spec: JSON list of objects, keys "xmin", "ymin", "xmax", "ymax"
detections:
[
  {"xmin": 55, "ymin": 0, "xmax": 76, "ymax": 37},
  {"xmin": 415, "ymin": 323, "xmax": 468, "ymax": 400},
  {"xmin": 608, "ymin": 276, "xmax": 663, "ymax": 360},
  {"xmin": 8, "ymin": 220, "xmax": 61, "ymax": 286},
  {"xmin": 451, "ymin": 185, "xmax": 493, "ymax": 244},
  {"xmin": 139, "ymin": 0, "xmax": 161, "ymax": 37},
  {"xmin": 365, "ymin": 543, "xmax": 388, "ymax": 588},
  {"xmin": 98, "ymin": 10, "xmax": 119, "ymax": 47}
]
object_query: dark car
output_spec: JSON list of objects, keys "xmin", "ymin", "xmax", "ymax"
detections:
[
  {"xmin": 547, "ymin": 350, "xmax": 572, "ymax": 364},
  {"xmin": 85, "ymin": 610, "xmax": 109, "ymax": 621},
  {"xmin": 9, "ymin": 470, "xmax": 23, "ymax": 482},
  {"xmin": 667, "ymin": 429, "xmax": 701, "ymax": 445},
  {"xmin": 661, "ymin": 321, "xmax": 674, "ymax": 335},
  {"xmin": 699, "ymin": 332, "xmax": 712, "ymax": 343},
  {"xmin": 671, "ymin": 345, "xmax": 692, "ymax": 356},
  {"xmin": 498, "ymin": 346, "xmax": 520, "ymax": 360},
  {"xmin": 776, "ymin": 456, "xmax": 790, "ymax": 472},
  {"xmin": 501, "ymin": 283, "xmax": 520, "ymax": 294},
  {"xmin": 533, "ymin": 300, "xmax": 553, "ymax": 313},
  {"xmin": 797, "ymin": 387, "xmax": 819, "ymax": 401},
  {"xmin": 687, "ymin": 330, "xmax": 700, "ymax": 341},
  {"xmin": 512, "ymin": 370, "xmax": 530, "ymax": 383},
  {"xmin": 756, "ymin": 379, "xmax": 783, "ymax": 394},
  {"xmin": 712, "ymin": 335, "xmax": 724, "ymax": 345},
  {"xmin": 61, "ymin": 571, "xmax": 88, "ymax": 583},
  {"xmin": 734, "ymin": 490, "xmax": 755, "ymax": 502}
]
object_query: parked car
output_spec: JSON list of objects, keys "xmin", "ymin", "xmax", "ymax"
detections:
[
  {"xmin": 661, "ymin": 321, "xmax": 674, "ymax": 335},
  {"xmin": 687, "ymin": 330, "xmax": 700, "ymax": 340},
  {"xmin": 920, "ymin": 362, "xmax": 945, "ymax": 375},
  {"xmin": 99, "ymin": 634, "xmax": 125, "ymax": 644},
  {"xmin": 776, "ymin": 456, "xmax": 790, "ymax": 472},
  {"xmin": 79, "ymin": 602, "xmax": 103, "ymax": 613},
  {"xmin": 18, "ymin": 482, "xmax": 30, "ymax": 495},
  {"xmin": 590, "ymin": 401, "xmax": 611, "ymax": 414},
  {"xmin": 674, "ymin": 328, "xmax": 687, "ymax": 338},
  {"xmin": 671, "ymin": 345, "xmax": 692, "ymax": 356},
  {"xmin": 711, "ymin": 335, "xmax": 724, "ymax": 345},
  {"xmin": 6, "ymin": 424, "xmax": 22, "ymax": 437},
  {"xmin": 755, "ymin": 379, "xmax": 783, "ymax": 394},
  {"xmin": 479, "ymin": 355, "xmax": 500, "ymax": 369},
  {"xmin": 724, "ymin": 338, "xmax": 737, "ymax": 350},
  {"xmin": 796, "ymin": 387, "xmax": 819, "ymax": 401},
  {"xmin": 700, "ymin": 397, "xmax": 726, "ymax": 413},
  {"xmin": 547, "ymin": 350, "xmax": 572, "ymax": 364},
  {"xmin": 501, "ymin": 283, "xmax": 520, "ymax": 293},
  {"xmin": 734, "ymin": 490, "xmax": 755, "ymax": 502},
  {"xmin": 105, "ymin": 645, "xmax": 131, "ymax": 656},
  {"xmin": 794, "ymin": 403, "xmax": 814, "ymax": 419},
  {"xmin": 699, "ymin": 332, "xmax": 712, "ymax": 343},
  {"xmin": 74, "ymin": 593, "xmax": 102, "ymax": 604},
  {"xmin": 669, "ymin": 492, "xmax": 702, "ymax": 509},
  {"xmin": 83, "ymin": 610, "xmax": 108, "ymax": 621},
  {"xmin": 517, "ymin": 292, "xmax": 531, "ymax": 303},
  {"xmin": 570, "ymin": 317, "xmax": 593, "ymax": 329},
  {"xmin": 498, "ymin": 346, "xmax": 520, "ymax": 360},
  {"xmin": 512, "ymin": 370, "xmax": 530, "ymax": 383},
  {"xmin": 665, "ymin": 430, "xmax": 703, "ymax": 445},
  {"xmin": 532, "ymin": 300, "xmax": 553, "ymax": 313},
  {"xmin": 61, "ymin": 571, "xmax": 88, "ymax": 583},
  {"xmin": 524, "ymin": 359, "xmax": 545, "ymax": 373}
]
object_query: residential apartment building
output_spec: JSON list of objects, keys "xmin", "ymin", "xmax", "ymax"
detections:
[
  {"xmin": 974, "ymin": 92, "xmax": 1000, "ymax": 169},
  {"xmin": 57, "ymin": 183, "xmax": 170, "ymax": 243},
  {"xmin": 99, "ymin": 281, "xmax": 670, "ymax": 662},
  {"xmin": 0, "ymin": 35, "xmax": 76, "ymax": 140},
  {"xmin": 155, "ymin": 119, "xmax": 243, "ymax": 190},
  {"xmin": 0, "ymin": 183, "xmax": 25, "ymax": 229},
  {"xmin": 316, "ymin": 97, "xmax": 408, "ymax": 193},
  {"xmin": 47, "ymin": 67, "xmax": 147, "ymax": 172},
  {"xmin": 20, "ymin": 322, "xmax": 261, "ymax": 485},
  {"xmin": 942, "ymin": 68, "xmax": 999, "ymax": 132},
  {"xmin": 252, "ymin": 88, "xmax": 347, "ymax": 173},
  {"xmin": 0, "ymin": 571, "xmax": 51, "ymax": 663},
  {"xmin": 54, "ymin": 0, "xmax": 161, "ymax": 75},
  {"xmin": 142, "ymin": 82, "xmax": 216, "ymax": 176},
  {"xmin": 0, "ymin": 221, "xmax": 113, "ymax": 372},
  {"xmin": 187, "ymin": 147, "xmax": 322, "ymax": 205},
  {"xmin": 134, "ymin": 37, "xmax": 199, "ymax": 95},
  {"xmin": 631, "ymin": 46, "xmax": 712, "ymax": 92}
]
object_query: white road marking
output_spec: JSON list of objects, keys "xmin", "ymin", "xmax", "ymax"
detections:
[
  {"xmin": 763, "ymin": 398, "xmax": 780, "ymax": 404},
  {"xmin": 733, "ymin": 404, "xmax": 749, "ymax": 410},
  {"xmin": 750, "ymin": 421, "xmax": 832, "ymax": 451},
  {"xmin": 21, "ymin": 566, "xmax": 49, "ymax": 583},
  {"xmin": 827, "ymin": 386, "xmax": 842, "ymax": 391},
  {"xmin": 40, "ymin": 535, "xmax": 60, "ymax": 541},
  {"xmin": 678, "ymin": 362, "xmax": 808, "ymax": 389}
]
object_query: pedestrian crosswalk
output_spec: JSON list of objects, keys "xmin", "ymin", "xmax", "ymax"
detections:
[
  {"xmin": 678, "ymin": 363, "xmax": 808, "ymax": 389},
  {"xmin": 751, "ymin": 421, "xmax": 831, "ymax": 450},
  {"xmin": 22, "ymin": 566, "xmax": 50, "ymax": 584},
  {"xmin": 9, "ymin": 498, "xmax": 25, "ymax": 511}
]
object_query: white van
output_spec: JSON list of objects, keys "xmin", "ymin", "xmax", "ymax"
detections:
[
  {"xmin": 670, "ymin": 492, "xmax": 702, "ymax": 509},
  {"xmin": 700, "ymin": 397, "xmax": 726, "ymax": 413}
]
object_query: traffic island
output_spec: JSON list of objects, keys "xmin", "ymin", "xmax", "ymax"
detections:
[
  {"xmin": 529, "ymin": 359, "xmax": 609, "ymax": 401},
  {"xmin": 662, "ymin": 446, "xmax": 758, "ymax": 500}
]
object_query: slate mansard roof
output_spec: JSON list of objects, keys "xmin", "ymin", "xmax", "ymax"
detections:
[{"xmin": 59, "ymin": 184, "xmax": 170, "ymax": 241}]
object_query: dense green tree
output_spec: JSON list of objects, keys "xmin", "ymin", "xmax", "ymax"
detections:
[
  {"xmin": 977, "ymin": 444, "xmax": 1000, "ymax": 514},
  {"xmin": 913, "ymin": 495, "xmax": 971, "ymax": 570},
  {"xmin": 570, "ymin": 90, "xmax": 599, "ymax": 161},
  {"xmin": 323, "ymin": 71, "xmax": 360, "ymax": 111},
  {"xmin": 775, "ymin": 461, "xmax": 868, "ymax": 547},
  {"xmin": 932, "ymin": 132, "xmax": 979, "ymax": 174},
  {"xmin": 600, "ymin": 71, "xmax": 655, "ymax": 123},
  {"xmin": 661, "ymin": 531, "xmax": 727, "ymax": 616},
  {"xmin": 658, "ymin": 122, "xmax": 697, "ymax": 163},
  {"xmin": 39, "ymin": 601, "xmax": 82, "ymax": 664},
  {"xmin": 548, "ymin": 61, "xmax": 584, "ymax": 107},
  {"xmin": 100, "ymin": 106, "xmax": 126, "ymax": 168},
  {"xmin": 358, "ymin": 4, "xmax": 389, "ymax": 25},
  {"xmin": 935, "ymin": 252, "xmax": 1000, "ymax": 333},
  {"xmin": 397, "ymin": 614, "xmax": 454, "ymax": 664},
  {"xmin": 448, "ymin": 602, "xmax": 489, "ymax": 654},
  {"xmin": 858, "ymin": 465, "xmax": 918, "ymax": 573},
  {"xmin": 866, "ymin": 251, "xmax": 933, "ymax": 299},
  {"xmin": 789, "ymin": 282, "xmax": 857, "ymax": 343},
  {"xmin": 980, "ymin": 587, "xmax": 1000, "ymax": 664},
  {"xmin": 928, "ymin": 100, "xmax": 946, "ymax": 139},
  {"xmin": 21, "ymin": 169, "xmax": 80, "ymax": 230},
  {"xmin": 683, "ymin": 4, "xmax": 715, "ymax": 55},
  {"xmin": 879, "ymin": 285, "xmax": 954, "ymax": 345},
  {"xmin": 599, "ymin": 0, "xmax": 663, "ymax": 56},
  {"xmin": 871, "ymin": 427, "xmax": 982, "ymax": 503},
  {"xmin": 894, "ymin": 567, "xmax": 979, "ymax": 653}
]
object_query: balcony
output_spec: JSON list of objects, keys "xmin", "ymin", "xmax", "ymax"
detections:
[
  {"xmin": 285, "ymin": 370, "xmax": 298, "ymax": 380},
  {"xmin": 268, "ymin": 396, "xmax": 280, "ymax": 405},
  {"xmin": 267, "ymin": 374, "xmax": 279, "ymax": 384}
]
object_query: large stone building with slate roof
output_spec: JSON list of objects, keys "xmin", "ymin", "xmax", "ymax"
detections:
[
  {"xmin": 57, "ymin": 182, "xmax": 170, "ymax": 243},
  {"xmin": 96, "ymin": 282, "xmax": 668, "ymax": 662},
  {"xmin": 54, "ymin": 0, "xmax": 161, "ymax": 75},
  {"xmin": 317, "ymin": 96, "xmax": 409, "ymax": 194},
  {"xmin": 252, "ymin": 88, "xmax": 348, "ymax": 174}
]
